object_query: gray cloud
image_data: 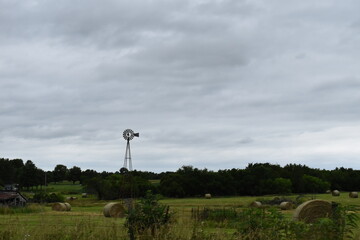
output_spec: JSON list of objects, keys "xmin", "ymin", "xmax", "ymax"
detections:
[{"xmin": 1, "ymin": 0, "xmax": 360, "ymax": 172}]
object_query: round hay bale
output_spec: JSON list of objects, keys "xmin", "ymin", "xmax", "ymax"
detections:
[
  {"xmin": 332, "ymin": 190, "xmax": 340, "ymax": 196},
  {"xmin": 249, "ymin": 201, "xmax": 262, "ymax": 208},
  {"xmin": 66, "ymin": 196, "xmax": 77, "ymax": 201},
  {"xmin": 205, "ymin": 193, "xmax": 211, "ymax": 199},
  {"xmin": 293, "ymin": 199, "xmax": 332, "ymax": 223},
  {"xmin": 273, "ymin": 197, "xmax": 280, "ymax": 202},
  {"xmin": 349, "ymin": 192, "xmax": 358, "ymax": 198},
  {"xmin": 103, "ymin": 202, "xmax": 125, "ymax": 218},
  {"xmin": 82, "ymin": 193, "xmax": 88, "ymax": 198},
  {"xmin": 64, "ymin": 202, "xmax": 71, "ymax": 211},
  {"xmin": 52, "ymin": 202, "xmax": 67, "ymax": 211},
  {"xmin": 326, "ymin": 190, "xmax": 331, "ymax": 194},
  {"xmin": 280, "ymin": 201, "xmax": 293, "ymax": 210}
]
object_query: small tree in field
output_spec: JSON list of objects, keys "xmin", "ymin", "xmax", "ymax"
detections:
[
  {"xmin": 68, "ymin": 166, "xmax": 82, "ymax": 184},
  {"xmin": 53, "ymin": 164, "xmax": 68, "ymax": 183},
  {"xmin": 125, "ymin": 191, "xmax": 172, "ymax": 240}
]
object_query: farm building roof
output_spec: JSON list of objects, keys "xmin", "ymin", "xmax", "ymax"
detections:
[
  {"xmin": 0, "ymin": 191, "xmax": 27, "ymax": 201},
  {"xmin": 0, "ymin": 191, "xmax": 19, "ymax": 200}
]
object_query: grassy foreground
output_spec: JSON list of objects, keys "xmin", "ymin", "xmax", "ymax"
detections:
[{"xmin": 1, "ymin": 189, "xmax": 360, "ymax": 239}]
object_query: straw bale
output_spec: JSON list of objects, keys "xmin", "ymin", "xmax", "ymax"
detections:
[
  {"xmin": 332, "ymin": 190, "xmax": 340, "ymax": 196},
  {"xmin": 249, "ymin": 201, "xmax": 262, "ymax": 208},
  {"xmin": 52, "ymin": 202, "xmax": 67, "ymax": 211},
  {"xmin": 279, "ymin": 201, "xmax": 293, "ymax": 210},
  {"xmin": 64, "ymin": 202, "xmax": 71, "ymax": 211},
  {"xmin": 205, "ymin": 193, "xmax": 211, "ymax": 199},
  {"xmin": 293, "ymin": 199, "xmax": 332, "ymax": 223},
  {"xmin": 66, "ymin": 196, "xmax": 77, "ymax": 201},
  {"xmin": 103, "ymin": 202, "xmax": 125, "ymax": 218},
  {"xmin": 349, "ymin": 192, "xmax": 358, "ymax": 198}
]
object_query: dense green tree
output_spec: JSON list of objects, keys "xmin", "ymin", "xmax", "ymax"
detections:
[
  {"xmin": 53, "ymin": 164, "xmax": 68, "ymax": 183},
  {"xmin": 81, "ymin": 169, "xmax": 99, "ymax": 182},
  {"xmin": 35, "ymin": 169, "xmax": 46, "ymax": 189},
  {"xmin": 68, "ymin": 166, "xmax": 82, "ymax": 184},
  {"xmin": 3, "ymin": 157, "xmax": 360, "ymax": 198},
  {"xmin": 302, "ymin": 174, "xmax": 330, "ymax": 193},
  {"xmin": 20, "ymin": 160, "xmax": 38, "ymax": 190},
  {"xmin": 10, "ymin": 159, "xmax": 24, "ymax": 183},
  {"xmin": 83, "ymin": 173, "xmax": 153, "ymax": 200},
  {"xmin": 160, "ymin": 173, "xmax": 186, "ymax": 198},
  {"xmin": 271, "ymin": 177, "xmax": 292, "ymax": 194},
  {"xmin": 0, "ymin": 158, "xmax": 14, "ymax": 184}
]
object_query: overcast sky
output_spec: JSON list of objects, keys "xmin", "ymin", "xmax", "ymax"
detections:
[{"xmin": 1, "ymin": 0, "xmax": 360, "ymax": 172}]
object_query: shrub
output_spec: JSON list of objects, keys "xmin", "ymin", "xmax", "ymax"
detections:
[
  {"xmin": 32, "ymin": 192, "xmax": 64, "ymax": 203},
  {"xmin": 125, "ymin": 191, "xmax": 172, "ymax": 240},
  {"xmin": 302, "ymin": 175, "xmax": 330, "ymax": 193},
  {"xmin": 234, "ymin": 204, "xmax": 359, "ymax": 240},
  {"xmin": 191, "ymin": 207, "xmax": 237, "ymax": 224},
  {"xmin": 236, "ymin": 207, "xmax": 286, "ymax": 240}
]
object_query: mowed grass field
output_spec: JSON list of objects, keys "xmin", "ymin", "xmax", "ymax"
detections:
[{"xmin": 1, "ymin": 182, "xmax": 360, "ymax": 239}]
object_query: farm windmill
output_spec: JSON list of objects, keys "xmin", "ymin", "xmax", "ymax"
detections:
[{"xmin": 123, "ymin": 129, "xmax": 139, "ymax": 171}]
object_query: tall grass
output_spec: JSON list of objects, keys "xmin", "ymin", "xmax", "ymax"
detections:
[
  {"xmin": 1, "ymin": 194, "xmax": 360, "ymax": 240},
  {"xmin": 0, "ymin": 214, "xmax": 232, "ymax": 240},
  {"xmin": 0, "ymin": 204, "xmax": 45, "ymax": 215}
]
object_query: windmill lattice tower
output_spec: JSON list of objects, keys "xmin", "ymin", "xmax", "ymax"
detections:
[{"xmin": 123, "ymin": 129, "xmax": 139, "ymax": 171}]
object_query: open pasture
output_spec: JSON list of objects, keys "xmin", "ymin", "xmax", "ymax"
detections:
[{"xmin": 1, "ymin": 192, "xmax": 360, "ymax": 239}]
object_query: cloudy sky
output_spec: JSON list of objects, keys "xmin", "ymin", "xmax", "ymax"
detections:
[{"xmin": 1, "ymin": 0, "xmax": 360, "ymax": 172}]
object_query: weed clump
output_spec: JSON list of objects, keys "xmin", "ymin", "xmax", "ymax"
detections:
[
  {"xmin": 125, "ymin": 191, "xmax": 172, "ymax": 240},
  {"xmin": 235, "ymin": 204, "xmax": 359, "ymax": 240}
]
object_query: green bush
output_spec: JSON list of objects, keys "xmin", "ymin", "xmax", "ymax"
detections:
[
  {"xmin": 125, "ymin": 191, "xmax": 172, "ymax": 240},
  {"xmin": 234, "ymin": 204, "xmax": 359, "ymax": 240},
  {"xmin": 191, "ymin": 207, "xmax": 237, "ymax": 223},
  {"xmin": 302, "ymin": 175, "xmax": 330, "ymax": 193},
  {"xmin": 32, "ymin": 192, "xmax": 64, "ymax": 203}
]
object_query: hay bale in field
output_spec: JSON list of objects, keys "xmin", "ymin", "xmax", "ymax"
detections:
[
  {"xmin": 280, "ymin": 201, "xmax": 293, "ymax": 210},
  {"xmin": 332, "ymin": 190, "xmax": 340, "ymax": 196},
  {"xmin": 52, "ymin": 202, "xmax": 67, "ymax": 211},
  {"xmin": 66, "ymin": 196, "xmax": 78, "ymax": 201},
  {"xmin": 205, "ymin": 193, "xmax": 211, "ymax": 199},
  {"xmin": 349, "ymin": 192, "xmax": 358, "ymax": 198},
  {"xmin": 293, "ymin": 199, "xmax": 332, "ymax": 223},
  {"xmin": 326, "ymin": 190, "xmax": 331, "ymax": 194},
  {"xmin": 81, "ymin": 193, "xmax": 88, "ymax": 198},
  {"xmin": 103, "ymin": 202, "xmax": 125, "ymax": 218},
  {"xmin": 64, "ymin": 202, "xmax": 71, "ymax": 211},
  {"xmin": 249, "ymin": 201, "xmax": 262, "ymax": 208}
]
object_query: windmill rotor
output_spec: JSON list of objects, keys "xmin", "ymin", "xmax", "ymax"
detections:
[{"xmin": 123, "ymin": 129, "xmax": 139, "ymax": 141}]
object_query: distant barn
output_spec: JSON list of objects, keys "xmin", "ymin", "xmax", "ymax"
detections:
[{"xmin": 0, "ymin": 184, "xmax": 27, "ymax": 207}]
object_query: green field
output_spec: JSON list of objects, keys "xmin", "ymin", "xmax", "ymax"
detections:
[
  {"xmin": 38, "ymin": 181, "xmax": 83, "ymax": 194},
  {"xmin": 2, "ymin": 183, "xmax": 360, "ymax": 239}
]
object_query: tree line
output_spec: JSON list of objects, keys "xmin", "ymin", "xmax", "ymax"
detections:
[{"xmin": 1, "ymin": 158, "xmax": 360, "ymax": 198}]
